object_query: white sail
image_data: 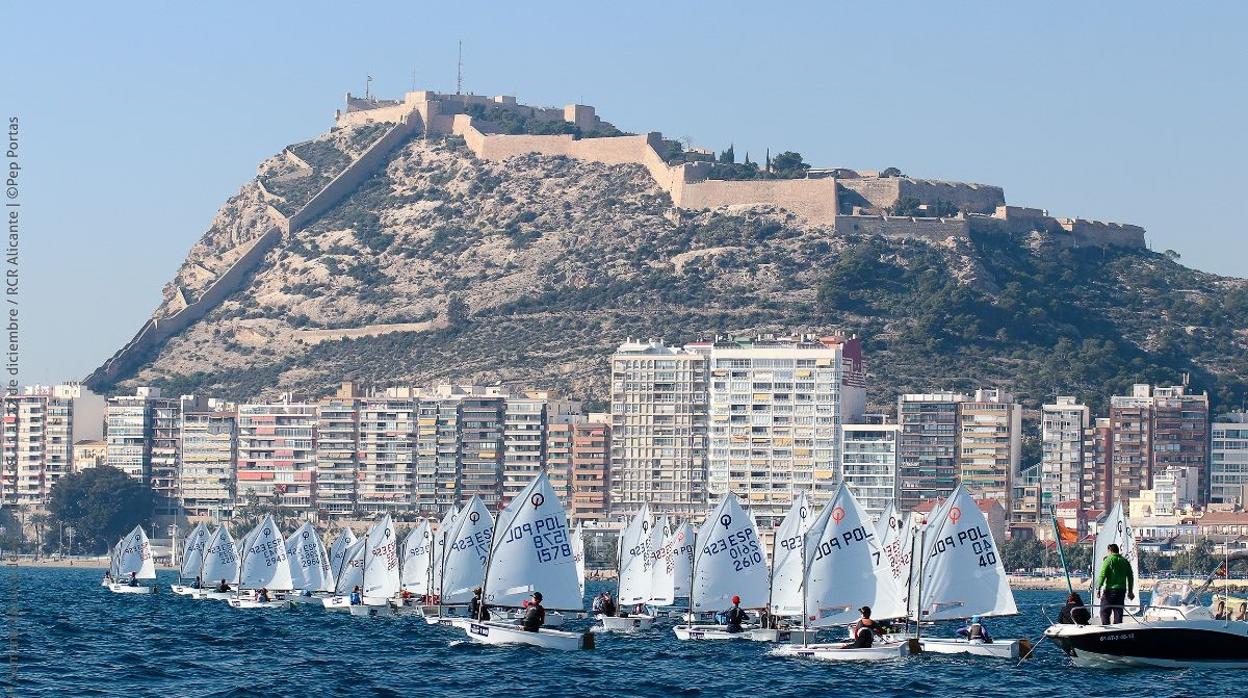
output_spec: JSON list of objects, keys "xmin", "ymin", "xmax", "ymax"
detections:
[
  {"xmin": 441, "ymin": 497, "xmax": 493, "ymax": 604},
  {"xmin": 803, "ymin": 484, "xmax": 902, "ymax": 626},
  {"xmin": 201, "ymin": 526, "xmax": 240, "ymax": 585},
  {"xmin": 328, "ymin": 527, "xmax": 357, "ymax": 585},
  {"xmin": 401, "ymin": 519, "xmax": 434, "ymax": 594},
  {"xmin": 918, "ymin": 484, "xmax": 1016, "ymax": 620},
  {"xmin": 572, "ymin": 525, "xmax": 586, "ymax": 598},
  {"xmin": 334, "ymin": 538, "xmax": 367, "ymax": 595},
  {"xmin": 651, "ymin": 518, "xmax": 694, "ymax": 605},
  {"xmin": 1091, "ymin": 501, "xmax": 1139, "ymax": 617},
  {"xmin": 180, "ymin": 523, "xmax": 211, "ymax": 580},
  {"xmin": 285, "ymin": 522, "xmax": 332, "ymax": 592},
  {"xmin": 878, "ymin": 510, "xmax": 914, "ymax": 610},
  {"xmin": 431, "ymin": 506, "xmax": 460, "ymax": 594},
  {"xmin": 617, "ymin": 504, "xmax": 658, "ymax": 605},
  {"xmin": 769, "ymin": 492, "xmax": 814, "ymax": 616},
  {"xmin": 239, "ymin": 515, "xmax": 293, "ymax": 591},
  {"xmin": 875, "ymin": 501, "xmax": 898, "ymax": 540},
  {"xmin": 361, "ymin": 515, "xmax": 401, "ymax": 600},
  {"xmin": 691, "ymin": 493, "xmax": 769, "ymax": 611},
  {"xmin": 117, "ymin": 525, "xmax": 156, "ymax": 580},
  {"xmin": 484, "ymin": 473, "xmax": 582, "ymax": 611}
]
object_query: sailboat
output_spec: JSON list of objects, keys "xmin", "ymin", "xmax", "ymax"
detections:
[
  {"xmin": 427, "ymin": 498, "xmax": 493, "ymax": 626},
  {"xmin": 572, "ymin": 524, "xmax": 586, "ymax": 602},
  {"xmin": 107, "ymin": 525, "xmax": 156, "ymax": 594},
  {"xmin": 650, "ymin": 518, "xmax": 694, "ymax": 617},
  {"xmin": 349, "ymin": 514, "xmax": 402, "ymax": 617},
  {"xmin": 195, "ymin": 525, "xmax": 241, "ymax": 600},
  {"xmin": 171, "ymin": 522, "xmax": 211, "ymax": 595},
  {"xmin": 396, "ymin": 519, "xmax": 433, "ymax": 614},
  {"xmin": 673, "ymin": 493, "xmax": 769, "ymax": 640},
  {"xmin": 913, "ymin": 485, "xmax": 1025, "ymax": 658},
  {"xmin": 772, "ymin": 484, "xmax": 913, "ymax": 661},
  {"xmin": 754, "ymin": 493, "xmax": 819, "ymax": 642},
  {"xmin": 600, "ymin": 505, "xmax": 660, "ymax": 632},
  {"xmin": 1044, "ymin": 501, "xmax": 1248, "ymax": 667},
  {"xmin": 321, "ymin": 526, "xmax": 359, "ymax": 610},
  {"xmin": 285, "ymin": 522, "xmax": 333, "ymax": 605},
  {"xmin": 324, "ymin": 536, "xmax": 367, "ymax": 611},
  {"xmin": 229, "ymin": 514, "xmax": 294, "ymax": 609},
  {"xmin": 463, "ymin": 473, "xmax": 593, "ymax": 650}
]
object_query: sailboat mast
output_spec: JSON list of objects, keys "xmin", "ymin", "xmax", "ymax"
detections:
[{"xmin": 914, "ymin": 526, "xmax": 926, "ymax": 641}]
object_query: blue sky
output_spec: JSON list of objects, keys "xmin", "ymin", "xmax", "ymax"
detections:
[{"xmin": 9, "ymin": 0, "xmax": 1247, "ymax": 386}]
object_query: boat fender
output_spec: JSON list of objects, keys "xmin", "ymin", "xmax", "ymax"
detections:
[
  {"xmin": 906, "ymin": 639, "xmax": 922, "ymax": 655},
  {"xmin": 1018, "ymin": 638, "xmax": 1032, "ymax": 658},
  {"xmin": 582, "ymin": 632, "xmax": 595, "ymax": 650}
]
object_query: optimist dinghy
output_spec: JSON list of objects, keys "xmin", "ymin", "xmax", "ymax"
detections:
[
  {"xmin": 348, "ymin": 515, "xmax": 402, "ymax": 617},
  {"xmin": 426, "ymin": 498, "xmax": 493, "ymax": 626},
  {"xmin": 285, "ymin": 522, "xmax": 333, "ymax": 605},
  {"xmin": 912, "ymin": 485, "xmax": 1023, "ymax": 659},
  {"xmin": 650, "ymin": 519, "xmax": 695, "ymax": 618},
  {"xmin": 599, "ymin": 505, "xmax": 660, "ymax": 633},
  {"xmin": 463, "ymin": 473, "xmax": 593, "ymax": 650},
  {"xmin": 228, "ymin": 515, "xmax": 293, "ymax": 609},
  {"xmin": 396, "ymin": 519, "xmax": 433, "ymax": 614},
  {"xmin": 320, "ymin": 527, "xmax": 360, "ymax": 610},
  {"xmin": 770, "ymin": 484, "xmax": 911, "ymax": 661},
  {"xmin": 107, "ymin": 526, "xmax": 157, "ymax": 594},
  {"xmin": 673, "ymin": 493, "xmax": 768, "ymax": 641},
  {"xmin": 752, "ymin": 494, "xmax": 819, "ymax": 643},
  {"xmin": 171, "ymin": 523, "xmax": 211, "ymax": 595},
  {"xmin": 195, "ymin": 526, "xmax": 240, "ymax": 600}
]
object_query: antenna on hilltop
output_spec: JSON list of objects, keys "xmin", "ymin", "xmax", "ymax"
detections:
[
  {"xmin": 456, "ymin": 40, "xmax": 463, "ymax": 96},
  {"xmin": 365, "ymin": 75, "xmax": 373, "ymax": 100},
  {"xmin": 411, "ymin": 67, "xmax": 417, "ymax": 92}
]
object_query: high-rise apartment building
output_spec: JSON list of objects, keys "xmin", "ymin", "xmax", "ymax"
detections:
[
  {"xmin": 501, "ymin": 394, "xmax": 549, "ymax": 506},
  {"xmin": 2, "ymin": 387, "xmax": 74, "ymax": 506},
  {"xmin": 841, "ymin": 417, "xmax": 899, "ymax": 519},
  {"xmin": 1150, "ymin": 385, "xmax": 1209, "ymax": 500},
  {"xmin": 705, "ymin": 335, "xmax": 867, "ymax": 524},
  {"xmin": 610, "ymin": 340, "xmax": 709, "ymax": 518},
  {"xmin": 1211, "ymin": 412, "xmax": 1248, "ymax": 506},
  {"xmin": 1082, "ymin": 418, "xmax": 1113, "ymax": 512},
  {"xmin": 458, "ymin": 391, "xmax": 507, "ymax": 509},
  {"xmin": 1108, "ymin": 385, "xmax": 1153, "ymax": 507},
  {"xmin": 571, "ymin": 417, "xmax": 611, "ymax": 525},
  {"xmin": 236, "ymin": 397, "xmax": 317, "ymax": 510},
  {"xmin": 315, "ymin": 385, "xmax": 363, "ymax": 516},
  {"xmin": 106, "ymin": 387, "xmax": 160, "ymax": 483},
  {"xmin": 179, "ymin": 410, "xmax": 237, "ymax": 520},
  {"xmin": 1040, "ymin": 396, "xmax": 1090, "ymax": 509},
  {"xmin": 357, "ymin": 391, "xmax": 417, "ymax": 514},
  {"xmin": 956, "ymin": 389, "xmax": 1021, "ymax": 506},
  {"xmin": 897, "ymin": 392, "xmax": 967, "ymax": 512}
]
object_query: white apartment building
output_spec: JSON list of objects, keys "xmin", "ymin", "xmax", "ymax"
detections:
[
  {"xmin": 358, "ymin": 391, "xmax": 417, "ymax": 514},
  {"xmin": 502, "ymin": 394, "xmax": 548, "ymax": 506},
  {"xmin": 2, "ymin": 386, "xmax": 75, "ymax": 506},
  {"xmin": 316, "ymin": 387, "xmax": 363, "ymax": 516},
  {"xmin": 610, "ymin": 340, "xmax": 709, "ymax": 518},
  {"xmin": 841, "ymin": 419, "xmax": 899, "ymax": 519},
  {"xmin": 179, "ymin": 410, "xmax": 236, "ymax": 520},
  {"xmin": 706, "ymin": 335, "xmax": 866, "ymax": 524},
  {"xmin": 1212, "ymin": 412, "xmax": 1248, "ymax": 506},
  {"xmin": 236, "ymin": 397, "xmax": 317, "ymax": 510},
  {"xmin": 956, "ymin": 389, "xmax": 1021, "ymax": 507},
  {"xmin": 1040, "ymin": 396, "xmax": 1090, "ymax": 509}
]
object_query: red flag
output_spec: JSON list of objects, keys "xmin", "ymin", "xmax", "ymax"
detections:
[{"xmin": 1056, "ymin": 519, "xmax": 1079, "ymax": 545}]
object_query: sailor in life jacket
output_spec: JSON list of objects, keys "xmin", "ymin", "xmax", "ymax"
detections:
[{"xmin": 956, "ymin": 615, "xmax": 993, "ymax": 643}]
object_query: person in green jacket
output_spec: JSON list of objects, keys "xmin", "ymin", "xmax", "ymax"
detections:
[{"xmin": 1096, "ymin": 543, "xmax": 1135, "ymax": 625}]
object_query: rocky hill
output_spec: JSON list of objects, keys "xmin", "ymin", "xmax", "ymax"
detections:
[{"xmin": 90, "ymin": 120, "xmax": 1248, "ymax": 412}]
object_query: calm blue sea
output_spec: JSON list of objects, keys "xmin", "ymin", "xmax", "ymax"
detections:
[{"xmin": 0, "ymin": 567, "xmax": 1237, "ymax": 697}]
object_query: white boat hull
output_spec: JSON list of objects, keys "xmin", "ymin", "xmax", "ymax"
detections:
[
  {"xmin": 1046, "ymin": 618, "xmax": 1248, "ymax": 668},
  {"xmin": 169, "ymin": 584, "xmax": 200, "ymax": 596},
  {"xmin": 771, "ymin": 640, "xmax": 916, "ymax": 661},
  {"xmin": 228, "ymin": 597, "xmax": 286, "ymax": 609},
  {"xmin": 286, "ymin": 593, "xmax": 327, "ymax": 606},
  {"xmin": 673, "ymin": 624, "xmax": 760, "ymax": 641},
  {"xmin": 193, "ymin": 590, "xmax": 235, "ymax": 601},
  {"xmin": 509, "ymin": 610, "xmax": 566, "ymax": 628},
  {"xmin": 349, "ymin": 603, "xmax": 397, "ymax": 617},
  {"xmin": 598, "ymin": 614, "xmax": 655, "ymax": 632},
  {"xmin": 920, "ymin": 637, "xmax": 1024, "ymax": 659},
  {"xmin": 747, "ymin": 627, "xmax": 821, "ymax": 643},
  {"xmin": 107, "ymin": 583, "xmax": 153, "ymax": 594},
  {"xmin": 321, "ymin": 596, "xmax": 352, "ymax": 611},
  {"xmin": 464, "ymin": 621, "xmax": 592, "ymax": 651}
]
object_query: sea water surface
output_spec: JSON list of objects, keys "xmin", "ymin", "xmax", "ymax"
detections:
[{"xmin": 0, "ymin": 567, "xmax": 1237, "ymax": 697}]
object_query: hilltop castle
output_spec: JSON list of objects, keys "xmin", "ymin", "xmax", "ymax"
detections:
[{"xmin": 335, "ymin": 89, "xmax": 1145, "ymax": 248}]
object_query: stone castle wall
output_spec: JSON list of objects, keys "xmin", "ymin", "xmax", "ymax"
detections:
[
  {"xmin": 898, "ymin": 179, "xmax": 1004, "ymax": 214},
  {"xmin": 676, "ymin": 178, "xmax": 841, "ymax": 225},
  {"xmin": 834, "ymin": 214, "xmax": 970, "ymax": 241}
]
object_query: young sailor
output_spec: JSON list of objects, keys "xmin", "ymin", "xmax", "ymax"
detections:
[
  {"xmin": 522, "ymin": 591, "xmax": 545, "ymax": 632},
  {"xmin": 1058, "ymin": 592, "xmax": 1092, "ymax": 625},
  {"xmin": 216, "ymin": 578, "xmax": 231, "ymax": 592},
  {"xmin": 725, "ymin": 595, "xmax": 749, "ymax": 633},
  {"xmin": 957, "ymin": 615, "xmax": 993, "ymax": 643},
  {"xmin": 469, "ymin": 587, "xmax": 490, "ymax": 621},
  {"xmin": 1096, "ymin": 543, "xmax": 1135, "ymax": 625},
  {"xmin": 842, "ymin": 606, "xmax": 884, "ymax": 649}
]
